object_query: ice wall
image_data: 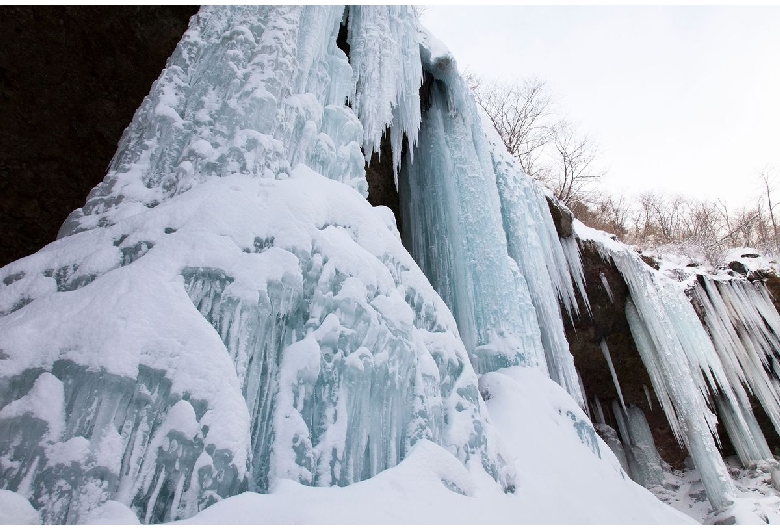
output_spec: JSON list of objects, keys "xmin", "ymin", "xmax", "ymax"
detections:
[{"xmin": 0, "ymin": 6, "xmax": 518, "ymax": 523}]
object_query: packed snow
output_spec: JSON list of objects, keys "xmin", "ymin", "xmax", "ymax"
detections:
[{"xmin": 175, "ymin": 368, "xmax": 693, "ymax": 526}]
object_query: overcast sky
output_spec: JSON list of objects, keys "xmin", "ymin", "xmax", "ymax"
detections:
[{"xmin": 420, "ymin": 6, "xmax": 780, "ymax": 208}]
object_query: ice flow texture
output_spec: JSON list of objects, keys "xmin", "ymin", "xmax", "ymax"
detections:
[{"xmin": 0, "ymin": 6, "xmax": 526, "ymax": 523}]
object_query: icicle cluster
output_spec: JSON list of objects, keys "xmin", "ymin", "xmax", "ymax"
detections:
[
  {"xmin": 575, "ymin": 222, "xmax": 772, "ymax": 510},
  {"xmin": 346, "ymin": 6, "xmax": 422, "ymax": 177},
  {"xmin": 691, "ymin": 277, "xmax": 780, "ymax": 464},
  {"xmin": 397, "ymin": 28, "xmax": 590, "ymax": 407}
]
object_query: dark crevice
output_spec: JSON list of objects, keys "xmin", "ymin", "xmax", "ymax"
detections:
[
  {"xmin": 706, "ymin": 382, "xmax": 739, "ymax": 461},
  {"xmin": 336, "ymin": 8, "xmax": 350, "ymax": 59},
  {"xmin": 419, "ymin": 70, "xmax": 435, "ymax": 113},
  {"xmin": 750, "ymin": 392, "xmax": 780, "ymax": 455},
  {"xmin": 364, "ymin": 128, "xmax": 403, "ymax": 238}
]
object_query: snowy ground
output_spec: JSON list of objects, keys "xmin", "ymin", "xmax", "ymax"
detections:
[
  {"xmin": 651, "ymin": 458, "xmax": 780, "ymax": 524},
  {"xmin": 171, "ymin": 367, "xmax": 693, "ymax": 525}
]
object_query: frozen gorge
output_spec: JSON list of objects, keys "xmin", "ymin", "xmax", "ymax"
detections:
[{"xmin": 2, "ymin": 5, "xmax": 780, "ymax": 525}]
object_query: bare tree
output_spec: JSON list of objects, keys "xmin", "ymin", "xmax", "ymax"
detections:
[
  {"xmin": 545, "ymin": 120, "xmax": 603, "ymax": 207},
  {"xmin": 759, "ymin": 167, "xmax": 779, "ymax": 253},
  {"xmin": 468, "ymin": 75, "xmax": 553, "ymax": 177},
  {"xmin": 468, "ymin": 75, "xmax": 604, "ymax": 208},
  {"xmin": 570, "ymin": 193, "xmax": 631, "ymax": 240}
]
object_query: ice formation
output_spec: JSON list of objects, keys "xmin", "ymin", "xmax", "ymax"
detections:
[
  {"xmin": 611, "ymin": 403, "xmax": 664, "ymax": 487},
  {"xmin": 2, "ymin": 4, "xmax": 780, "ymax": 525},
  {"xmin": 601, "ymin": 340, "xmax": 627, "ymax": 414},
  {"xmin": 396, "ymin": 26, "xmax": 589, "ymax": 405},
  {"xmin": 575, "ymin": 221, "xmax": 780, "ymax": 512},
  {"xmin": 0, "ymin": 6, "xmax": 517, "ymax": 523},
  {"xmin": 691, "ymin": 276, "xmax": 780, "ymax": 457}
]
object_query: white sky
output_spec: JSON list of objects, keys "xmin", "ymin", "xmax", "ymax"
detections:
[{"xmin": 420, "ymin": 6, "xmax": 780, "ymax": 208}]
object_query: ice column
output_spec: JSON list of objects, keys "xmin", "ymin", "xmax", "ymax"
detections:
[
  {"xmin": 399, "ymin": 44, "xmax": 546, "ymax": 375},
  {"xmin": 612, "ymin": 402, "xmax": 664, "ymax": 487},
  {"xmin": 601, "ymin": 340, "xmax": 627, "ymax": 414}
]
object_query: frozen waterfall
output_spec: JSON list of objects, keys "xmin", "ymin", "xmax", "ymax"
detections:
[{"xmin": 3, "ymin": 4, "xmax": 780, "ymax": 525}]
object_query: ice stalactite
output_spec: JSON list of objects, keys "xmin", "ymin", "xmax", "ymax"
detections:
[
  {"xmin": 600, "ymin": 272, "xmax": 614, "ymax": 304},
  {"xmin": 601, "ymin": 340, "xmax": 627, "ymax": 414},
  {"xmin": 611, "ymin": 403, "xmax": 664, "ymax": 487},
  {"xmin": 595, "ymin": 422, "xmax": 631, "ymax": 478},
  {"xmin": 643, "ymin": 385, "xmax": 653, "ymax": 411}
]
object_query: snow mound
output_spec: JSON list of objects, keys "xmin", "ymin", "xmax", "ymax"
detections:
[
  {"xmin": 176, "ymin": 368, "xmax": 694, "ymax": 525},
  {"xmin": 0, "ymin": 489, "xmax": 41, "ymax": 525}
]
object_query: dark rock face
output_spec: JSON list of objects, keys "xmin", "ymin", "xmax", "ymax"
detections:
[
  {"xmin": 546, "ymin": 196, "xmax": 573, "ymax": 238},
  {"xmin": 564, "ymin": 239, "xmax": 689, "ymax": 469},
  {"xmin": 759, "ymin": 271, "xmax": 780, "ymax": 318},
  {"xmin": 728, "ymin": 261, "xmax": 748, "ymax": 275},
  {"xmin": 0, "ymin": 6, "xmax": 198, "ymax": 267},
  {"xmin": 365, "ymin": 129, "xmax": 404, "ymax": 238}
]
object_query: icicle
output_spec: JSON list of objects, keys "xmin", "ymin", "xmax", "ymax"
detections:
[
  {"xmin": 593, "ymin": 396, "xmax": 606, "ymax": 426},
  {"xmin": 601, "ymin": 339, "xmax": 627, "ymax": 414},
  {"xmin": 560, "ymin": 236, "xmax": 591, "ymax": 316},
  {"xmin": 346, "ymin": 6, "xmax": 422, "ymax": 175},
  {"xmin": 643, "ymin": 385, "xmax": 653, "ymax": 411},
  {"xmin": 600, "ymin": 272, "xmax": 614, "ymax": 304}
]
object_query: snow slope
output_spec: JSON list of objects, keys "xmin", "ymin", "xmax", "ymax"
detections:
[{"xmin": 180, "ymin": 368, "xmax": 693, "ymax": 525}]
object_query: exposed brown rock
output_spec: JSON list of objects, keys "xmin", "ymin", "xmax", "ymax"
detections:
[
  {"xmin": 761, "ymin": 271, "xmax": 780, "ymax": 318},
  {"xmin": 546, "ymin": 196, "xmax": 573, "ymax": 238},
  {"xmin": 639, "ymin": 254, "xmax": 660, "ymax": 271},
  {"xmin": 564, "ymin": 239, "xmax": 689, "ymax": 469},
  {"xmin": 728, "ymin": 260, "xmax": 748, "ymax": 275},
  {"xmin": 364, "ymin": 129, "xmax": 404, "ymax": 237}
]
